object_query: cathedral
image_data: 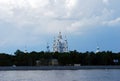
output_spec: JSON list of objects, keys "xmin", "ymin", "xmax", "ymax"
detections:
[{"xmin": 53, "ymin": 32, "xmax": 68, "ymax": 53}]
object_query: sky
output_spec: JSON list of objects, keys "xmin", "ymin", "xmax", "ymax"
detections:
[{"xmin": 0, "ymin": 0, "xmax": 120, "ymax": 54}]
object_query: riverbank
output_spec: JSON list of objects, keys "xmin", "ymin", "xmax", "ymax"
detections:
[{"xmin": 0, "ymin": 66, "xmax": 120, "ymax": 71}]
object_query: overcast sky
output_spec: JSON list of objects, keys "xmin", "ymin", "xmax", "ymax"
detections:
[{"xmin": 0, "ymin": 0, "xmax": 120, "ymax": 54}]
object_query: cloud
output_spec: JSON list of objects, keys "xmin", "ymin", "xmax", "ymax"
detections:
[
  {"xmin": 0, "ymin": 0, "xmax": 120, "ymax": 52},
  {"xmin": 103, "ymin": 17, "xmax": 120, "ymax": 26},
  {"xmin": 103, "ymin": 0, "xmax": 109, "ymax": 5},
  {"xmin": 0, "ymin": 0, "xmax": 114, "ymax": 32}
]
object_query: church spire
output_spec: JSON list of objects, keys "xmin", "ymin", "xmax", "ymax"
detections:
[
  {"xmin": 58, "ymin": 32, "xmax": 62, "ymax": 39},
  {"xmin": 46, "ymin": 43, "xmax": 50, "ymax": 52}
]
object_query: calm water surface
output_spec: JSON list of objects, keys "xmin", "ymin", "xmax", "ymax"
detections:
[{"xmin": 0, "ymin": 69, "xmax": 120, "ymax": 81}]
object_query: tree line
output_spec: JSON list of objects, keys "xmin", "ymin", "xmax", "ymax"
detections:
[{"xmin": 0, "ymin": 50, "xmax": 120, "ymax": 66}]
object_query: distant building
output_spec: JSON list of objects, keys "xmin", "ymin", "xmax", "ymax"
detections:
[
  {"xmin": 24, "ymin": 45, "xmax": 28, "ymax": 53},
  {"xmin": 46, "ymin": 43, "xmax": 50, "ymax": 52},
  {"xmin": 36, "ymin": 60, "xmax": 41, "ymax": 66},
  {"xmin": 36, "ymin": 59, "xmax": 59, "ymax": 66},
  {"xmin": 49, "ymin": 59, "xmax": 59, "ymax": 66},
  {"xmin": 113, "ymin": 59, "xmax": 119, "ymax": 64},
  {"xmin": 96, "ymin": 46, "xmax": 100, "ymax": 53},
  {"xmin": 53, "ymin": 32, "xmax": 68, "ymax": 53},
  {"xmin": 36, "ymin": 59, "xmax": 49, "ymax": 66},
  {"xmin": 74, "ymin": 64, "xmax": 81, "ymax": 66}
]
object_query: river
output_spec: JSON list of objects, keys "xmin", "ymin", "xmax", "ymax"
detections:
[{"xmin": 0, "ymin": 69, "xmax": 120, "ymax": 81}]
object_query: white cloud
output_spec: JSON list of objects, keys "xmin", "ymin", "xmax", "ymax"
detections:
[
  {"xmin": 65, "ymin": 0, "xmax": 77, "ymax": 10},
  {"xmin": 103, "ymin": 17, "xmax": 120, "ymax": 26},
  {"xmin": 103, "ymin": 0, "xmax": 109, "ymax": 5}
]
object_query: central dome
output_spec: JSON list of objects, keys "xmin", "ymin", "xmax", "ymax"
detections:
[{"xmin": 53, "ymin": 32, "xmax": 68, "ymax": 53}]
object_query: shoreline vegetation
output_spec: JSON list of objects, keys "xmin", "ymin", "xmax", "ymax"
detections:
[
  {"xmin": 0, "ymin": 66, "xmax": 120, "ymax": 71},
  {"xmin": 0, "ymin": 50, "xmax": 120, "ymax": 66}
]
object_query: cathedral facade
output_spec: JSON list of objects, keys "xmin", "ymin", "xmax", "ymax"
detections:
[{"xmin": 53, "ymin": 32, "xmax": 68, "ymax": 53}]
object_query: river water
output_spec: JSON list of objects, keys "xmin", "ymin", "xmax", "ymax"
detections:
[{"xmin": 0, "ymin": 69, "xmax": 120, "ymax": 81}]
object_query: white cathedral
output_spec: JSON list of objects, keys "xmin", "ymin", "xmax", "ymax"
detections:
[{"xmin": 53, "ymin": 32, "xmax": 68, "ymax": 53}]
